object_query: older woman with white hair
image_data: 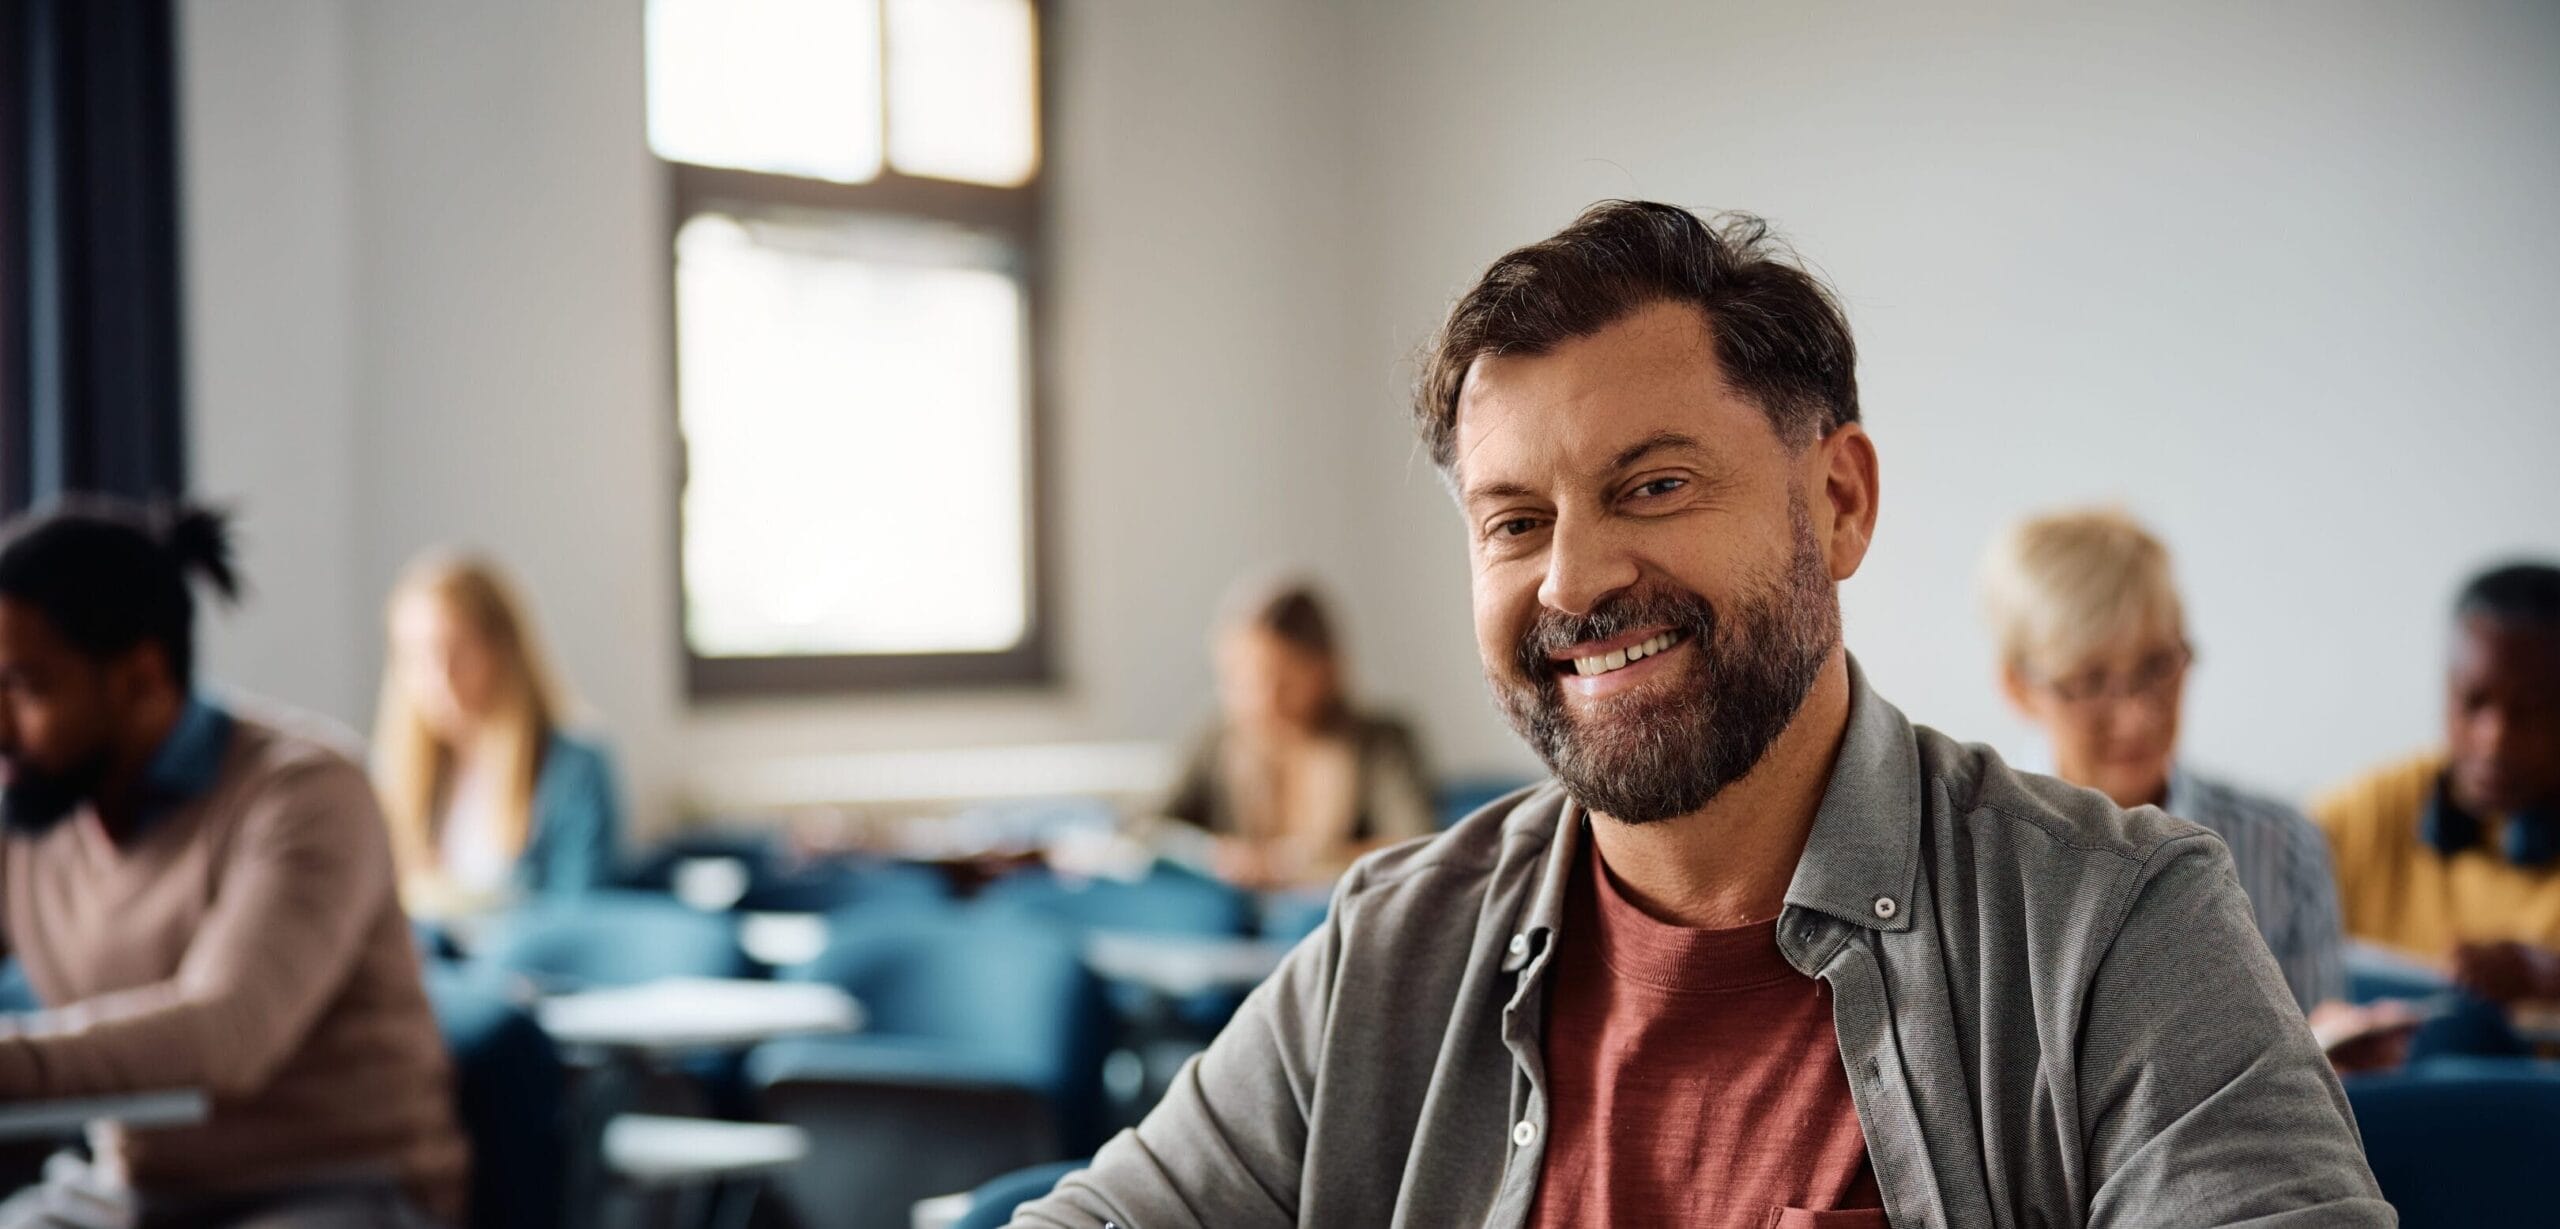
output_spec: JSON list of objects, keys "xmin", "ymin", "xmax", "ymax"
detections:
[{"xmin": 1981, "ymin": 508, "xmax": 2411, "ymax": 1067}]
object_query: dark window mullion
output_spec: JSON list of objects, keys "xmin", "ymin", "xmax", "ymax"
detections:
[{"xmin": 874, "ymin": 0, "xmax": 893, "ymax": 182}]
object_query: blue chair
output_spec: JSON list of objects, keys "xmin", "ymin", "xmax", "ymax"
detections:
[
  {"xmin": 1435, "ymin": 777, "xmax": 1536, "ymax": 830},
  {"xmin": 2408, "ymin": 995, "xmax": 2531, "ymax": 1062},
  {"xmin": 0, "ymin": 958, "xmax": 39, "ymax": 1013},
  {"xmin": 620, "ymin": 830, "xmax": 787, "ymax": 893},
  {"xmin": 950, "ymin": 1160, "xmax": 1086, "ymax": 1229},
  {"xmin": 625, "ymin": 829, "xmax": 954, "ymax": 917},
  {"xmin": 749, "ymin": 909, "xmax": 1109, "ymax": 1229},
  {"xmin": 1257, "ymin": 888, "xmax": 1332, "ymax": 944},
  {"xmin": 423, "ymin": 965, "xmax": 568, "ymax": 1229},
  {"xmin": 2344, "ymin": 946, "xmax": 2452, "ymax": 1005},
  {"xmin": 0, "ymin": 959, "xmax": 46, "ymax": 1194},
  {"xmin": 474, "ymin": 890, "xmax": 750, "ymax": 990},
  {"xmin": 737, "ymin": 858, "xmax": 949, "ymax": 915},
  {"xmin": 411, "ymin": 918, "xmax": 467, "ymax": 964},
  {"xmin": 2345, "ymin": 1062, "xmax": 2560, "ymax": 1227},
  {"xmin": 471, "ymin": 890, "xmax": 755, "ymax": 1121},
  {"xmin": 976, "ymin": 864, "xmax": 1255, "ymax": 1133},
  {"xmin": 980, "ymin": 863, "xmax": 1253, "ymax": 1020},
  {"xmin": 474, "ymin": 891, "xmax": 813, "ymax": 1229},
  {"xmin": 978, "ymin": 863, "xmax": 1253, "ymax": 937},
  {"xmin": 2337, "ymin": 945, "xmax": 2525, "ymax": 1062}
]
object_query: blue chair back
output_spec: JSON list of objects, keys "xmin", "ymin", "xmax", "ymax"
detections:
[
  {"xmin": 2344, "ymin": 945, "xmax": 2452, "ymax": 1005},
  {"xmin": 1435, "ymin": 777, "xmax": 1536, "ymax": 830},
  {"xmin": 788, "ymin": 909, "xmax": 1105, "ymax": 1088},
  {"xmin": 2346, "ymin": 1063, "xmax": 2560, "ymax": 1228},
  {"xmin": 980, "ymin": 864, "xmax": 1253, "ymax": 1041},
  {"xmin": 1257, "ymin": 889, "xmax": 1332, "ymax": 944},
  {"xmin": 2340, "ymin": 947, "xmax": 2529, "ymax": 1061},
  {"xmin": 952, "ymin": 1160, "xmax": 1086, "ymax": 1229},
  {"xmin": 423, "ymin": 965, "xmax": 566, "ymax": 1229},
  {"xmin": 740, "ymin": 858, "xmax": 949, "ymax": 914},
  {"xmin": 979, "ymin": 864, "xmax": 1251, "ymax": 937},
  {"xmin": 0, "ymin": 958, "xmax": 39, "ymax": 1013},
  {"xmin": 624, "ymin": 828, "xmax": 953, "ymax": 916},
  {"xmin": 475, "ymin": 890, "xmax": 749, "ymax": 988},
  {"xmin": 620, "ymin": 830, "xmax": 785, "ymax": 892}
]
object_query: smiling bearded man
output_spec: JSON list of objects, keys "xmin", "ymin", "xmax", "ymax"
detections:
[
  {"xmin": 1500, "ymin": 498, "xmax": 1835, "ymax": 827},
  {"xmin": 1011, "ymin": 202, "xmax": 2386, "ymax": 1229}
]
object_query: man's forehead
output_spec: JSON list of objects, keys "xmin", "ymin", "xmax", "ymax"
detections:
[
  {"xmin": 0, "ymin": 599, "xmax": 70, "ymax": 659},
  {"xmin": 1450, "ymin": 329, "xmax": 1761, "ymax": 496},
  {"xmin": 2455, "ymin": 614, "xmax": 2560, "ymax": 680}
]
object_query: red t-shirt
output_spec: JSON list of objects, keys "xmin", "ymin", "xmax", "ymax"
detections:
[{"xmin": 1528, "ymin": 843, "xmax": 1887, "ymax": 1229}]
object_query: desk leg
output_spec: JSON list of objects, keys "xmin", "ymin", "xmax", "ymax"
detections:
[{"xmin": 563, "ymin": 1052, "xmax": 642, "ymax": 1229}]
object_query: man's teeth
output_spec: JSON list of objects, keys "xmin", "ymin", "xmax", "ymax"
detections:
[{"xmin": 1572, "ymin": 631, "xmax": 1680, "ymax": 677}]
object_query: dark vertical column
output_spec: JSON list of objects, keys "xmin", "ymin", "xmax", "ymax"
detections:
[
  {"xmin": 1, "ymin": 0, "xmax": 186, "ymax": 513},
  {"xmin": 0, "ymin": 0, "xmax": 31, "ymax": 513}
]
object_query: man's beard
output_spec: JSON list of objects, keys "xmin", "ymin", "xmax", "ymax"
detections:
[
  {"xmin": 1, "ymin": 754, "xmax": 108, "ymax": 835},
  {"xmin": 1493, "ymin": 504, "xmax": 1840, "ymax": 825}
]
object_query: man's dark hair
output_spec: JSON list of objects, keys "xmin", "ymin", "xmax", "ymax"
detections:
[
  {"xmin": 1416, "ymin": 200, "xmax": 1860, "ymax": 470},
  {"xmin": 0, "ymin": 497, "xmax": 239, "ymax": 686},
  {"xmin": 2456, "ymin": 561, "xmax": 2560, "ymax": 633}
]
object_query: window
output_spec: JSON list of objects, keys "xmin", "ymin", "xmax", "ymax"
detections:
[{"xmin": 649, "ymin": 0, "xmax": 1048, "ymax": 694}]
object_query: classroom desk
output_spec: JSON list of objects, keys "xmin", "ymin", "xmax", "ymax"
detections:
[
  {"xmin": 538, "ymin": 978, "xmax": 859, "ymax": 1229},
  {"xmin": 1080, "ymin": 931, "xmax": 1289, "ymax": 1001},
  {"xmin": 0, "ymin": 1090, "xmax": 206, "ymax": 1141},
  {"xmin": 537, "ymin": 978, "xmax": 861, "ymax": 1057},
  {"xmin": 1080, "ymin": 930, "xmax": 1288, "ymax": 1125},
  {"xmin": 737, "ymin": 912, "xmax": 831, "ymax": 970}
]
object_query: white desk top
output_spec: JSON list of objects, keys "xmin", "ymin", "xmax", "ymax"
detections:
[
  {"xmin": 603, "ymin": 1114, "xmax": 808, "ymax": 1186},
  {"xmin": 737, "ymin": 912, "xmax": 831, "ymax": 970},
  {"xmin": 1082, "ymin": 931, "xmax": 1290, "ymax": 1000},
  {"xmin": 538, "ymin": 978, "xmax": 861, "ymax": 1054},
  {"xmin": 0, "ymin": 1089, "xmax": 207, "ymax": 1141}
]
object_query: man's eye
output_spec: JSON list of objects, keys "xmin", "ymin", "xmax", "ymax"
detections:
[
  {"xmin": 1633, "ymin": 478, "xmax": 1686, "ymax": 499},
  {"xmin": 1494, "ymin": 518, "xmax": 1541, "ymax": 538}
]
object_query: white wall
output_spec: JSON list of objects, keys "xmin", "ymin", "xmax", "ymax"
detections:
[
  {"xmin": 1334, "ymin": 0, "xmax": 2560, "ymax": 797},
  {"xmin": 182, "ymin": 0, "xmax": 1364, "ymax": 833},
  {"xmin": 179, "ymin": 0, "xmax": 367, "ymax": 726},
  {"xmin": 182, "ymin": 0, "xmax": 2560, "ymax": 829}
]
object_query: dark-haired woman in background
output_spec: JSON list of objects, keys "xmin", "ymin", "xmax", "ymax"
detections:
[{"xmin": 1165, "ymin": 579, "xmax": 1436, "ymax": 890}]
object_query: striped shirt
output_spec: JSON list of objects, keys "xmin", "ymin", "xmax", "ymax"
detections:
[{"xmin": 2164, "ymin": 766, "xmax": 2347, "ymax": 1010}]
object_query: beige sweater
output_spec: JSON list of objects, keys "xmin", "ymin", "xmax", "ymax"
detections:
[{"xmin": 0, "ymin": 711, "xmax": 466, "ymax": 1220}]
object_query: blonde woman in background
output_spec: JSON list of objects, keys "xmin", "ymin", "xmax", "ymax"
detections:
[
  {"xmin": 374, "ymin": 552, "xmax": 623, "ymax": 917},
  {"xmin": 1981, "ymin": 508, "xmax": 2416, "ymax": 1069},
  {"xmin": 1165, "ymin": 579, "xmax": 1437, "ymax": 890}
]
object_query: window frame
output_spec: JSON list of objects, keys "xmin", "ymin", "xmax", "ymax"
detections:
[{"xmin": 658, "ymin": 0, "xmax": 1056, "ymax": 698}]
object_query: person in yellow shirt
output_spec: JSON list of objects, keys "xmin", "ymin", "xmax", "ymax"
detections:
[{"xmin": 2313, "ymin": 561, "xmax": 2560, "ymax": 1003}]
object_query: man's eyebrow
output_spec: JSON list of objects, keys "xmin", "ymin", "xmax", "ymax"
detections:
[
  {"xmin": 1460, "ymin": 479, "xmax": 1538, "ymax": 507},
  {"xmin": 1609, "ymin": 431, "xmax": 1708, "ymax": 471},
  {"xmin": 1461, "ymin": 433, "xmax": 1713, "ymax": 504}
]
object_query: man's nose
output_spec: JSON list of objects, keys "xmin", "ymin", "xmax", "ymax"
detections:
[{"xmin": 1537, "ymin": 515, "xmax": 1639, "ymax": 618}]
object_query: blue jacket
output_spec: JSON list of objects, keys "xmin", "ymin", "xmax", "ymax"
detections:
[{"xmin": 523, "ymin": 731, "xmax": 624, "ymax": 894}]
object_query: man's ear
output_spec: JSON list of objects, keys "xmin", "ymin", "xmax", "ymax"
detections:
[{"xmin": 1812, "ymin": 422, "xmax": 1880, "ymax": 581}]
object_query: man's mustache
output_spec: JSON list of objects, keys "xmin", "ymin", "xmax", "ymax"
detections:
[{"xmin": 1512, "ymin": 586, "xmax": 1720, "ymax": 681}]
